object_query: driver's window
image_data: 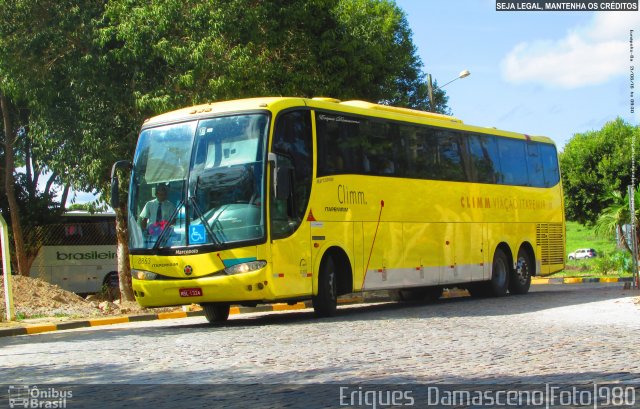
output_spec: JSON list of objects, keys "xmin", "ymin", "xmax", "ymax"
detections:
[
  {"xmin": 270, "ymin": 110, "xmax": 312, "ymax": 240},
  {"xmin": 270, "ymin": 155, "xmax": 296, "ymax": 239}
]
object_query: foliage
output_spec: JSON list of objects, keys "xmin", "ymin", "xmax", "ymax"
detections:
[
  {"xmin": 593, "ymin": 187, "xmax": 640, "ymax": 253},
  {"xmin": 98, "ymin": 0, "xmax": 446, "ymax": 114},
  {"xmin": 565, "ymin": 221, "xmax": 616, "ymax": 256},
  {"xmin": 2, "ymin": 0, "xmax": 448, "ymax": 198},
  {"xmin": 560, "ymin": 118, "xmax": 640, "ymax": 225},
  {"xmin": 0, "ymin": 0, "xmax": 442, "ymax": 294},
  {"xmin": 67, "ymin": 201, "xmax": 110, "ymax": 214},
  {"xmin": 591, "ymin": 253, "xmax": 616, "ymax": 275}
]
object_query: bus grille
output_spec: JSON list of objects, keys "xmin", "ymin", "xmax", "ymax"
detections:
[{"xmin": 536, "ymin": 223, "xmax": 565, "ymax": 265}]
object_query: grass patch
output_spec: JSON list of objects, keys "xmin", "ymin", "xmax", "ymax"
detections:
[{"xmin": 565, "ymin": 221, "xmax": 616, "ymax": 255}]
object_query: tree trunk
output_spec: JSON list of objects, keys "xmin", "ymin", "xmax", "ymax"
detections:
[
  {"xmin": 58, "ymin": 184, "xmax": 70, "ymax": 215},
  {"xmin": 1, "ymin": 92, "xmax": 28, "ymax": 276},
  {"xmin": 617, "ymin": 224, "xmax": 632, "ymax": 253},
  {"xmin": 116, "ymin": 199, "xmax": 134, "ymax": 301}
]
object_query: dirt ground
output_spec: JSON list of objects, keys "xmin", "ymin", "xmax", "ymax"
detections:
[{"xmin": 0, "ymin": 274, "xmax": 180, "ymax": 323}]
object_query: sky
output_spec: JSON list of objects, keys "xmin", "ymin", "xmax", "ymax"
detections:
[{"xmin": 395, "ymin": 0, "xmax": 639, "ymax": 150}]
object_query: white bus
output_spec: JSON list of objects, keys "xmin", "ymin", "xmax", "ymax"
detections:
[{"xmin": 29, "ymin": 211, "xmax": 119, "ymax": 294}]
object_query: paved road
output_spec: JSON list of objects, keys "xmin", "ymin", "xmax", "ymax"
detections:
[{"xmin": 1, "ymin": 284, "xmax": 639, "ymax": 408}]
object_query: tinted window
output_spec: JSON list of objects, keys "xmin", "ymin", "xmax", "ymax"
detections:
[
  {"xmin": 316, "ymin": 113, "xmax": 365, "ymax": 176},
  {"xmin": 413, "ymin": 127, "xmax": 439, "ymax": 179},
  {"xmin": 539, "ymin": 143, "xmax": 560, "ymax": 187},
  {"xmin": 498, "ymin": 138, "xmax": 528, "ymax": 186},
  {"xmin": 526, "ymin": 143, "xmax": 545, "ymax": 187},
  {"xmin": 362, "ymin": 120, "xmax": 397, "ymax": 175},
  {"xmin": 468, "ymin": 134, "xmax": 499, "ymax": 183},
  {"xmin": 316, "ymin": 110, "xmax": 559, "ymax": 188},
  {"xmin": 436, "ymin": 130, "xmax": 467, "ymax": 181}
]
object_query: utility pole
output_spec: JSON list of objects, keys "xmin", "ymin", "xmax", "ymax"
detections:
[{"xmin": 630, "ymin": 185, "xmax": 640, "ymax": 288}]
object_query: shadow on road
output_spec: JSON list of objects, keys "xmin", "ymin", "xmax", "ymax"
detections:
[{"xmin": 1, "ymin": 284, "xmax": 636, "ymax": 348}]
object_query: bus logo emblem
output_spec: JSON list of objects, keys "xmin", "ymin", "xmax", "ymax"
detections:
[{"xmin": 184, "ymin": 265, "xmax": 193, "ymax": 276}]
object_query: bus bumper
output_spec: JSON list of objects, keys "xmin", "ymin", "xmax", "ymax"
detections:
[{"xmin": 132, "ymin": 267, "xmax": 272, "ymax": 307}]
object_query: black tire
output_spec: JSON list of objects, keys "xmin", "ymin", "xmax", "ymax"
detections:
[
  {"xmin": 489, "ymin": 248, "xmax": 510, "ymax": 297},
  {"xmin": 509, "ymin": 248, "xmax": 532, "ymax": 295},
  {"xmin": 202, "ymin": 303, "xmax": 230, "ymax": 324},
  {"xmin": 312, "ymin": 256, "xmax": 338, "ymax": 317},
  {"xmin": 471, "ymin": 248, "xmax": 510, "ymax": 297}
]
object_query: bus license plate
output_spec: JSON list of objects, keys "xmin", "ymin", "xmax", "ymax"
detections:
[{"xmin": 179, "ymin": 288, "xmax": 203, "ymax": 297}]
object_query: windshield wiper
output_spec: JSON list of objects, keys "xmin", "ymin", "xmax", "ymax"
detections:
[
  {"xmin": 189, "ymin": 196, "xmax": 220, "ymax": 245},
  {"xmin": 153, "ymin": 200, "xmax": 184, "ymax": 249}
]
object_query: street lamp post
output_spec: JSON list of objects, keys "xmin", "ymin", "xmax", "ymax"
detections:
[{"xmin": 427, "ymin": 70, "xmax": 471, "ymax": 112}]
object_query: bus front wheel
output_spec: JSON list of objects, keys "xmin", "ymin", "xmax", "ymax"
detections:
[
  {"xmin": 312, "ymin": 256, "xmax": 338, "ymax": 317},
  {"xmin": 202, "ymin": 303, "xmax": 230, "ymax": 324}
]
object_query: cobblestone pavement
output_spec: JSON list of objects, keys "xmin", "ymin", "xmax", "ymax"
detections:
[{"xmin": 1, "ymin": 284, "xmax": 639, "ymax": 408}]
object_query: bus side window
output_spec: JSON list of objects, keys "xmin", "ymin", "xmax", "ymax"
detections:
[
  {"xmin": 539, "ymin": 143, "xmax": 560, "ymax": 187},
  {"xmin": 526, "ymin": 143, "xmax": 545, "ymax": 187},
  {"xmin": 436, "ymin": 130, "xmax": 466, "ymax": 182},
  {"xmin": 498, "ymin": 138, "xmax": 528, "ymax": 186},
  {"xmin": 468, "ymin": 134, "xmax": 500, "ymax": 183}
]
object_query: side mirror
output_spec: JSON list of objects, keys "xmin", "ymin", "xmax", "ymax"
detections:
[
  {"xmin": 110, "ymin": 175, "xmax": 120, "ymax": 209},
  {"xmin": 268, "ymin": 153, "xmax": 291, "ymax": 200},
  {"xmin": 110, "ymin": 160, "xmax": 132, "ymax": 209},
  {"xmin": 276, "ymin": 165, "xmax": 291, "ymax": 201}
]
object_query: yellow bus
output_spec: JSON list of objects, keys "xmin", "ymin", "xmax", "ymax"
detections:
[{"xmin": 111, "ymin": 97, "xmax": 565, "ymax": 323}]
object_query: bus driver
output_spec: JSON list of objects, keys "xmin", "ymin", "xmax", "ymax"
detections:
[{"xmin": 139, "ymin": 183, "xmax": 177, "ymax": 232}]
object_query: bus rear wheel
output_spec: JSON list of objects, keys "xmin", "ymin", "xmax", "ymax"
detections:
[
  {"xmin": 469, "ymin": 248, "xmax": 510, "ymax": 297},
  {"xmin": 312, "ymin": 256, "xmax": 338, "ymax": 317},
  {"xmin": 509, "ymin": 248, "xmax": 532, "ymax": 295},
  {"xmin": 489, "ymin": 248, "xmax": 510, "ymax": 297},
  {"xmin": 202, "ymin": 303, "xmax": 230, "ymax": 324}
]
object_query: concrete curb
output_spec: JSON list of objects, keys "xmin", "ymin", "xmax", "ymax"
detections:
[
  {"xmin": 531, "ymin": 276, "xmax": 635, "ymax": 285},
  {"xmin": 0, "ymin": 278, "xmax": 635, "ymax": 338}
]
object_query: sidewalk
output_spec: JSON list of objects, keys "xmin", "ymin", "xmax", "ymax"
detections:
[{"xmin": 0, "ymin": 277, "xmax": 635, "ymax": 338}]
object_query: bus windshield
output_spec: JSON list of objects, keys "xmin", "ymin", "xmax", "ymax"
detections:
[{"xmin": 128, "ymin": 114, "xmax": 269, "ymax": 250}]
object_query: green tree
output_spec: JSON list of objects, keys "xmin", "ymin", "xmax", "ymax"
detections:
[
  {"xmin": 0, "ymin": 0, "xmax": 448, "ymax": 298},
  {"xmin": 560, "ymin": 118, "xmax": 640, "ymax": 225},
  {"xmin": 594, "ymin": 190, "xmax": 634, "ymax": 253},
  {"xmin": 99, "ymin": 0, "xmax": 446, "ymax": 112}
]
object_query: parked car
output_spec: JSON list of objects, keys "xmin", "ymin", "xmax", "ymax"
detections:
[{"xmin": 568, "ymin": 248, "xmax": 597, "ymax": 260}]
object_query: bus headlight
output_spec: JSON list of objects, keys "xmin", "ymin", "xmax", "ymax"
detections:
[
  {"xmin": 132, "ymin": 269, "xmax": 158, "ymax": 280},
  {"xmin": 224, "ymin": 260, "xmax": 267, "ymax": 275}
]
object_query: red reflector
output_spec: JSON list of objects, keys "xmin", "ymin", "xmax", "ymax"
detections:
[{"xmin": 307, "ymin": 209, "xmax": 316, "ymax": 221}]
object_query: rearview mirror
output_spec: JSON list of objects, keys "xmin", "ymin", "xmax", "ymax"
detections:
[
  {"xmin": 110, "ymin": 176, "xmax": 120, "ymax": 209},
  {"xmin": 110, "ymin": 160, "xmax": 132, "ymax": 209}
]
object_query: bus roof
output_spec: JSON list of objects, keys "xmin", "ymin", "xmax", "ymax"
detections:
[
  {"xmin": 142, "ymin": 97, "xmax": 556, "ymax": 145},
  {"xmin": 63, "ymin": 211, "xmax": 116, "ymax": 217}
]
